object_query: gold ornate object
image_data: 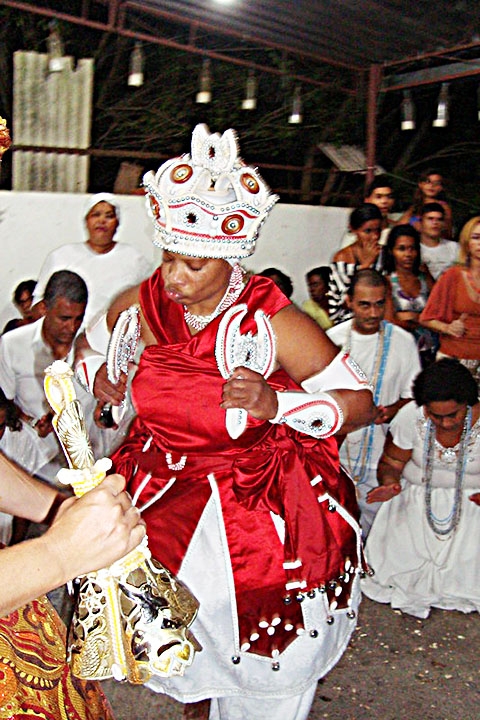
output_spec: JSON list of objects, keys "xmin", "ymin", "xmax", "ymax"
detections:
[
  {"xmin": 44, "ymin": 360, "xmax": 200, "ymax": 684},
  {"xmin": 0, "ymin": 117, "xmax": 12, "ymax": 161}
]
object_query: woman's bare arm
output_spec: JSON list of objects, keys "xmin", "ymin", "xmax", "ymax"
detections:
[
  {"xmin": 366, "ymin": 433, "xmax": 411, "ymax": 503},
  {"xmin": 0, "ymin": 471, "xmax": 145, "ymax": 618}
]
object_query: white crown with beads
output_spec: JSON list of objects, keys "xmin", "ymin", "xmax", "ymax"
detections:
[{"xmin": 143, "ymin": 124, "xmax": 279, "ymax": 260}]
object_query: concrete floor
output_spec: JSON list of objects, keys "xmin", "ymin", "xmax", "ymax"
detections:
[{"xmin": 100, "ymin": 597, "xmax": 480, "ymax": 720}]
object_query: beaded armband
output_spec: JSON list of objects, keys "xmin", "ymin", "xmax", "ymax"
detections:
[
  {"xmin": 269, "ymin": 352, "xmax": 369, "ymax": 439},
  {"xmin": 270, "ymin": 391, "xmax": 344, "ymax": 439}
]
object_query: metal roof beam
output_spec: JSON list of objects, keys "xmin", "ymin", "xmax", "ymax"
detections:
[
  {"xmin": 382, "ymin": 60, "xmax": 480, "ymax": 92},
  {"xmin": 0, "ymin": 0, "xmax": 358, "ymax": 95}
]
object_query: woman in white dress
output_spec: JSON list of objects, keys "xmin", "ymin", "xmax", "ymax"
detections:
[{"xmin": 362, "ymin": 358, "xmax": 480, "ymax": 619}]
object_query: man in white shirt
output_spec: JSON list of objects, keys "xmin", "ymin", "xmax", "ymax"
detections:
[
  {"xmin": 0, "ymin": 270, "xmax": 96, "ymax": 484},
  {"xmin": 419, "ymin": 202, "xmax": 458, "ymax": 279},
  {"xmin": 327, "ymin": 268, "xmax": 421, "ymax": 536}
]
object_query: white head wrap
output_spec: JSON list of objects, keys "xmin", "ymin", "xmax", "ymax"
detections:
[{"xmin": 84, "ymin": 193, "xmax": 121, "ymax": 223}]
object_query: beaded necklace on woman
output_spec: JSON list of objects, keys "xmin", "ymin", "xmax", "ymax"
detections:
[
  {"xmin": 344, "ymin": 321, "xmax": 392, "ymax": 484},
  {"xmin": 423, "ymin": 405, "xmax": 472, "ymax": 539},
  {"xmin": 184, "ymin": 264, "xmax": 245, "ymax": 332}
]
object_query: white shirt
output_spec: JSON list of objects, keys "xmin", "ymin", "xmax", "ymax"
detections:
[
  {"xmin": 0, "ymin": 318, "xmax": 98, "ymax": 475},
  {"xmin": 33, "ymin": 242, "xmax": 153, "ymax": 326},
  {"xmin": 327, "ymin": 320, "xmax": 421, "ymax": 472},
  {"xmin": 0, "ymin": 423, "xmax": 49, "ymax": 475},
  {"xmin": 420, "ymin": 238, "xmax": 458, "ymax": 280}
]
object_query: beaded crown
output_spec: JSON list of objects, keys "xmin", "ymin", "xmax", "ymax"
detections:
[{"xmin": 143, "ymin": 123, "xmax": 279, "ymax": 259}]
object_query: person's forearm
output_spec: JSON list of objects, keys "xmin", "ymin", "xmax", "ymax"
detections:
[
  {"xmin": 377, "ymin": 458, "xmax": 402, "ymax": 486},
  {"xmin": 420, "ymin": 318, "xmax": 451, "ymax": 335},
  {"xmin": 330, "ymin": 388, "xmax": 376, "ymax": 434},
  {"xmin": 0, "ymin": 453, "xmax": 60, "ymax": 523},
  {"xmin": 0, "ymin": 535, "xmax": 68, "ymax": 617}
]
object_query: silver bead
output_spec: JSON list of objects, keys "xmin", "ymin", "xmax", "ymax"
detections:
[
  {"xmin": 272, "ymin": 662, "xmax": 280, "ymax": 671},
  {"xmin": 326, "ymin": 616, "xmax": 335, "ymax": 625},
  {"xmin": 310, "ymin": 629, "xmax": 319, "ymax": 638},
  {"xmin": 231, "ymin": 656, "xmax": 241, "ymax": 665}
]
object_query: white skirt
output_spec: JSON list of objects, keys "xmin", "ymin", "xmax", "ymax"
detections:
[
  {"xmin": 362, "ymin": 483, "xmax": 480, "ymax": 619},
  {"xmin": 145, "ymin": 477, "xmax": 361, "ymax": 708}
]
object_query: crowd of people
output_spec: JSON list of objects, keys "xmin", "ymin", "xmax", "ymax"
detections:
[{"xmin": 0, "ymin": 125, "xmax": 478, "ymax": 720}]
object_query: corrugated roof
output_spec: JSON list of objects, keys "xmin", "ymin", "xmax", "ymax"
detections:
[
  {"xmin": 318, "ymin": 144, "xmax": 385, "ymax": 174},
  {"xmin": 137, "ymin": 0, "xmax": 480, "ymax": 68}
]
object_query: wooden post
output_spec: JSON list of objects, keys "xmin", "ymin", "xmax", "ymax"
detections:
[{"xmin": 365, "ymin": 64, "xmax": 382, "ymax": 189}]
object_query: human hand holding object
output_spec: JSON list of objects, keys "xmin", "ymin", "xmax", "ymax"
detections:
[
  {"xmin": 35, "ymin": 412, "xmax": 54, "ymax": 437},
  {"xmin": 45, "ymin": 473, "xmax": 146, "ymax": 580},
  {"xmin": 221, "ymin": 366, "xmax": 279, "ymax": 421},
  {"xmin": 44, "ymin": 360, "xmax": 200, "ymax": 684}
]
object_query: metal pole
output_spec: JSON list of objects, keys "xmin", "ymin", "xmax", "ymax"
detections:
[{"xmin": 366, "ymin": 64, "xmax": 382, "ymax": 187}]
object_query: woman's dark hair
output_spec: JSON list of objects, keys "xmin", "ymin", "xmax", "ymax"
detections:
[
  {"xmin": 384, "ymin": 224, "xmax": 421, "ymax": 275},
  {"xmin": 306, "ymin": 266, "xmax": 331, "ymax": 286},
  {"xmin": 411, "ymin": 168, "xmax": 446, "ymax": 215},
  {"xmin": 259, "ymin": 267, "xmax": 293, "ymax": 299},
  {"xmin": 0, "ymin": 387, "xmax": 22, "ymax": 432},
  {"xmin": 413, "ymin": 359, "xmax": 478, "ymax": 407},
  {"xmin": 349, "ymin": 203, "xmax": 383, "ymax": 231},
  {"xmin": 13, "ymin": 279, "xmax": 36, "ymax": 305}
]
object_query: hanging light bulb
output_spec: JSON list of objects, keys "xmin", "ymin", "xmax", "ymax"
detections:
[
  {"xmin": 432, "ymin": 83, "xmax": 449, "ymax": 128},
  {"xmin": 196, "ymin": 59, "xmax": 212, "ymax": 104},
  {"xmin": 47, "ymin": 20, "xmax": 64, "ymax": 73},
  {"xmin": 288, "ymin": 85, "xmax": 303, "ymax": 124},
  {"xmin": 241, "ymin": 71, "xmax": 257, "ymax": 110},
  {"xmin": 128, "ymin": 43, "xmax": 144, "ymax": 87},
  {"xmin": 401, "ymin": 89, "xmax": 416, "ymax": 130}
]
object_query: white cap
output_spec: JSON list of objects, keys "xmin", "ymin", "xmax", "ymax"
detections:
[{"xmin": 84, "ymin": 193, "xmax": 121, "ymax": 223}]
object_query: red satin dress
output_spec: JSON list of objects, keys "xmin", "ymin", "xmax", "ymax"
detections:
[{"xmin": 111, "ymin": 271, "xmax": 363, "ymax": 703}]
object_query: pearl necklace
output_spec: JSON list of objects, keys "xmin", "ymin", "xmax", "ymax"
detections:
[
  {"xmin": 344, "ymin": 322, "xmax": 391, "ymax": 484},
  {"xmin": 423, "ymin": 406, "xmax": 472, "ymax": 539},
  {"xmin": 184, "ymin": 264, "xmax": 245, "ymax": 332}
]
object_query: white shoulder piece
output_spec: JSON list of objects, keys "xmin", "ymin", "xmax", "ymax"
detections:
[{"xmin": 301, "ymin": 351, "xmax": 371, "ymax": 393}]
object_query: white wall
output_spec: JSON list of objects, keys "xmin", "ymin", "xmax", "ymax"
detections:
[{"xmin": 0, "ymin": 191, "xmax": 350, "ymax": 325}]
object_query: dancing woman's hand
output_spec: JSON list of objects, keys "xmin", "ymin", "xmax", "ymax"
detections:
[{"xmin": 220, "ymin": 366, "xmax": 278, "ymax": 420}]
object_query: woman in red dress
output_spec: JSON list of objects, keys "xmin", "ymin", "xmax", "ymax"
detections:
[{"xmin": 84, "ymin": 124, "xmax": 375, "ymax": 720}]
